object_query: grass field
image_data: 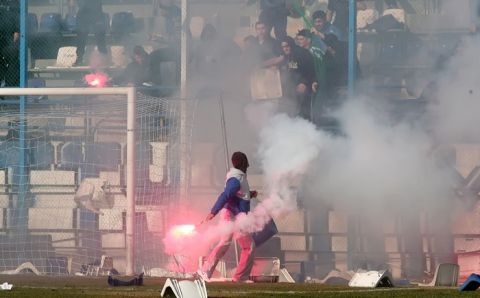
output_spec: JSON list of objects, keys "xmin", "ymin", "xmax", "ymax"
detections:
[{"xmin": 0, "ymin": 275, "xmax": 476, "ymax": 297}]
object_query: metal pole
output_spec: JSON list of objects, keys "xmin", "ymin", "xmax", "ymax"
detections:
[
  {"xmin": 347, "ymin": 0, "xmax": 357, "ymax": 98},
  {"xmin": 180, "ymin": 0, "xmax": 187, "ymax": 99},
  {"xmin": 219, "ymin": 95, "xmax": 230, "ymax": 175},
  {"xmin": 126, "ymin": 87, "xmax": 136, "ymax": 276},
  {"xmin": 179, "ymin": 0, "xmax": 189, "ymax": 205},
  {"xmin": 178, "ymin": 0, "xmax": 190, "ymax": 208},
  {"xmin": 18, "ymin": 0, "xmax": 28, "ymax": 233},
  {"xmin": 347, "ymin": 0, "xmax": 357, "ymax": 270}
]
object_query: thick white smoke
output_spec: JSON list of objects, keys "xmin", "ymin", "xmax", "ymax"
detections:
[
  {"xmin": 236, "ymin": 114, "xmax": 328, "ymax": 233},
  {"xmin": 429, "ymin": 37, "xmax": 480, "ymax": 143},
  {"xmin": 308, "ymin": 99, "xmax": 454, "ymax": 214}
]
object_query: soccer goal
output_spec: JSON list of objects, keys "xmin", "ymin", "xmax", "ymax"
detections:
[{"xmin": 0, "ymin": 87, "xmax": 193, "ymax": 276}]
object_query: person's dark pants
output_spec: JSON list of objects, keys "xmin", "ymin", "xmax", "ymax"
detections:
[
  {"xmin": 298, "ymin": 90, "xmax": 312, "ymax": 121},
  {"xmin": 76, "ymin": 22, "xmax": 107, "ymax": 63},
  {"xmin": 0, "ymin": 38, "xmax": 19, "ymax": 87},
  {"xmin": 259, "ymin": 10, "xmax": 287, "ymax": 40}
]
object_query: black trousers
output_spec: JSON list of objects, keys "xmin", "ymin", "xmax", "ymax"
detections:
[
  {"xmin": 0, "ymin": 37, "xmax": 19, "ymax": 87},
  {"xmin": 76, "ymin": 22, "xmax": 107, "ymax": 62},
  {"xmin": 259, "ymin": 9, "xmax": 287, "ymax": 40}
]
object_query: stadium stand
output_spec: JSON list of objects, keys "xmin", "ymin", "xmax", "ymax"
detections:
[
  {"xmin": 64, "ymin": 13, "xmax": 77, "ymax": 32},
  {"xmin": 28, "ymin": 13, "xmax": 38, "ymax": 34},
  {"xmin": 39, "ymin": 13, "xmax": 62, "ymax": 33}
]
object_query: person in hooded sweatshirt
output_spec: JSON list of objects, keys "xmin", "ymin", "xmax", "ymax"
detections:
[{"xmin": 197, "ymin": 151, "xmax": 257, "ymax": 283}]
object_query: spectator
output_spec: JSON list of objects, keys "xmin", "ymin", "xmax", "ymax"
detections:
[
  {"xmin": 75, "ymin": 0, "xmax": 107, "ymax": 66},
  {"xmin": 296, "ymin": 29, "xmax": 326, "ymax": 122},
  {"xmin": 67, "ymin": 0, "xmax": 78, "ymax": 15},
  {"xmin": 311, "ymin": 10, "xmax": 344, "ymax": 46},
  {"xmin": 252, "ymin": 21, "xmax": 282, "ymax": 67},
  {"xmin": 113, "ymin": 46, "xmax": 151, "ymax": 87},
  {"xmin": 150, "ymin": 0, "xmax": 181, "ymax": 47},
  {"xmin": 248, "ymin": 0, "xmax": 289, "ymax": 40},
  {"xmin": 279, "ymin": 36, "xmax": 316, "ymax": 119},
  {"xmin": 296, "ymin": 29, "xmax": 326, "ymax": 93},
  {"xmin": 310, "ymin": 10, "xmax": 350, "ymax": 100},
  {"xmin": 0, "ymin": 0, "xmax": 19, "ymax": 87},
  {"xmin": 324, "ymin": 34, "xmax": 348, "ymax": 97},
  {"xmin": 327, "ymin": 0, "xmax": 349, "ymax": 39},
  {"xmin": 193, "ymin": 24, "xmax": 241, "ymax": 91}
]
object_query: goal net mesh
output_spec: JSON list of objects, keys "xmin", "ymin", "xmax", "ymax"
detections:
[{"xmin": 0, "ymin": 90, "xmax": 194, "ymax": 275}]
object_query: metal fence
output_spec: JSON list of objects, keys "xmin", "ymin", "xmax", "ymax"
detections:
[{"xmin": 0, "ymin": 0, "xmax": 180, "ymax": 90}]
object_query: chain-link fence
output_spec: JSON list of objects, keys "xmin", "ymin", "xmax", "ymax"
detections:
[{"xmin": 0, "ymin": 0, "xmax": 180, "ymax": 91}]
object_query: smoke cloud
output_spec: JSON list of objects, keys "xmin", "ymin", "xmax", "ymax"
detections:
[{"xmin": 162, "ymin": 4, "xmax": 480, "ymax": 275}]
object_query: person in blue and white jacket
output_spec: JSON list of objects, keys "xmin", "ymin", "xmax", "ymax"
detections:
[{"xmin": 198, "ymin": 151, "xmax": 257, "ymax": 282}]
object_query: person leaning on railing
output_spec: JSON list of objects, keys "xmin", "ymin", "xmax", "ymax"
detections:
[{"xmin": 0, "ymin": 0, "xmax": 20, "ymax": 87}]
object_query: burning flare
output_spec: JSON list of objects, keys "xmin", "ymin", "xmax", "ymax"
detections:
[
  {"xmin": 170, "ymin": 225, "xmax": 197, "ymax": 238},
  {"xmin": 84, "ymin": 72, "xmax": 109, "ymax": 88}
]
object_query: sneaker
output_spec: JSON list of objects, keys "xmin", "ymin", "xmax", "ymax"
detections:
[{"xmin": 196, "ymin": 269, "xmax": 210, "ymax": 282}]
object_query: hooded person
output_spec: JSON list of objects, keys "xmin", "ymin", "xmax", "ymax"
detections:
[{"xmin": 197, "ymin": 152, "xmax": 258, "ymax": 283}]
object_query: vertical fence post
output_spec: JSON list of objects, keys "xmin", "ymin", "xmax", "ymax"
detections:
[
  {"xmin": 126, "ymin": 87, "xmax": 136, "ymax": 275},
  {"xmin": 347, "ymin": 0, "xmax": 357, "ymax": 99},
  {"xmin": 18, "ymin": 0, "xmax": 28, "ymax": 233},
  {"xmin": 179, "ymin": 0, "xmax": 189, "ymax": 207},
  {"xmin": 347, "ymin": 0, "xmax": 357, "ymax": 270}
]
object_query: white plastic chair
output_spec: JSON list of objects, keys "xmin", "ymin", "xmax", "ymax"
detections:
[
  {"xmin": 357, "ymin": 9, "xmax": 379, "ymax": 29},
  {"xmin": 110, "ymin": 45, "xmax": 128, "ymax": 67},
  {"xmin": 418, "ymin": 263, "xmax": 459, "ymax": 287},
  {"xmin": 383, "ymin": 8, "xmax": 405, "ymax": 24},
  {"xmin": 190, "ymin": 16, "xmax": 205, "ymax": 40},
  {"xmin": 54, "ymin": 46, "xmax": 77, "ymax": 67},
  {"xmin": 86, "ymin": 255, "xmax": 113, "ymax": 276}
]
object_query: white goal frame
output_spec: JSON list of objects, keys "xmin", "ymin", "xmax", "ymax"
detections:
[{"xmin": 0, "ymin": 87, "xmax": 137, "ymax": 275}]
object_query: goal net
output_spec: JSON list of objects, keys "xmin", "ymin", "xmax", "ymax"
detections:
[{"xmin": 0, "ymin": 88, "xmax": 194, "ymax": 276}]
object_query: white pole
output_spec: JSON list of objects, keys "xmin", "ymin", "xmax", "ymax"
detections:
[
  {"xmin": 179, "ymin": 0, "xmax": 189, "ymax": 205},
  {"xmin": 180, "ymin": 0, "xmax": 187, "ymax": 100},
  {"xmin": 0, "ymin": 87, "xmax": 132, "ymax": 96},
  {"xmin": 126, "ymin": 87, "xmax": 136, "ymax": 276}
]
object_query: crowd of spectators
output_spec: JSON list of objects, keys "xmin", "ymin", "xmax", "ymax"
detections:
[
  {"xmin": 193, "ymin": 1, "xmax": 354, "ymax": 123},
  {"xmin": 0, "ymin": 0, "xmax": 470, "ymax": 114}
]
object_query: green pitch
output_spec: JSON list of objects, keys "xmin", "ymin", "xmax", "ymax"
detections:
[{"xmin": 0, "ymin": 275, "xmax": 473, "ymax": 297}]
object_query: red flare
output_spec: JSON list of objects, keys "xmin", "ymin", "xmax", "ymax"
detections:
[
  {"xmin": 84, "ymin": 72, "xmax": 109, "ymax": 88},
  {"xmin": 170, "ymin": 224, "xmax": 197, "ymax": 238}
]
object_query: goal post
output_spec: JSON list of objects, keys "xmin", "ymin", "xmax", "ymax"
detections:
[
  {"xmin": 0, "ymin": 87, "xmax": 137, "ymax": 275},
  {"xmin": 0, "ymin": 87, "xmax": 194, "ymax": 276}
]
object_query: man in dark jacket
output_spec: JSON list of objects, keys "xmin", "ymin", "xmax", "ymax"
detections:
[
  {"xmin": 280, "ymin": 36, "xmax": 316, "ymax": 120},
  {"xmin": 197, "ymin": 152, "xmax": 258, "ymax": 283},
  {"xmin": 75, "ymin": 0, "xmax": 107, "ymax": 66},
  {"xmin": 113, "ymin": 46, "xmax": 151, "ymax": 86}
]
